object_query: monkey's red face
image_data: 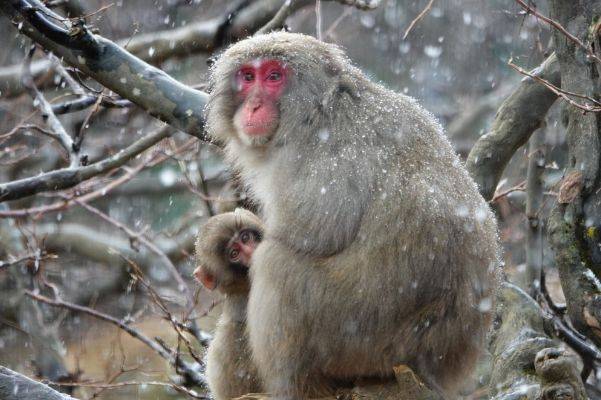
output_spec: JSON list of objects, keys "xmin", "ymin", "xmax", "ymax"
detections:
[{"xmin": 233, "ymin": 59, "xmax": 288, "ymax": 145}]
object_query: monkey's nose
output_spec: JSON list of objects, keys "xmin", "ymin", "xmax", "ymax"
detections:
[{"xmin": 239, "ymin": 243, "xmax": 254, "ymax": 259}]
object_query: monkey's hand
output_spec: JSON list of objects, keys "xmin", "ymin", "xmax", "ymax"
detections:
[{"xmin": 335, "ymin": 0, "xmax": 381, "ymax": 10}]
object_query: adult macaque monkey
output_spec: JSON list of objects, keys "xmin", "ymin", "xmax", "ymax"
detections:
[
  {"xmin": 194, "ymin": 209, "xmax": 263, "ymax": 400},
  {"xmin": 206, "ymin": 32, "xmax": 500, "ymax": 399}
]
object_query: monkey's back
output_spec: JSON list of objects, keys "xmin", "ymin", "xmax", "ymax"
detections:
[{"xmin": 247, "ymin": 84, "xmax": 500, "ymax": 392}]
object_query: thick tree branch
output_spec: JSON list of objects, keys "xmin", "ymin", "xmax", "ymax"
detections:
[
  {"xmin": 0, "ymin": 0, "xmax": 208, "ymax": 139},
  {"xmin": 489, "ymin": 282, "xmax": 587, "ymax": 399},
  {"xmin": 466, "ymin": 53, "xmax": 560, "ymax": 201},
  {"xmin": 508, "ymin": 58, "xmax": 601, "ymax": 112},
  {"xmin": 36, "ymin": 221, "xmax": 196, "ymax": 267},
  {"xmin": 0, "ymin": 0, "xmax": 383, "ymax": 97},
  {"xmin": 0, "ymin": 366, "xmax": 77, "ymax": 400},
  {"xmin": 0, "ymin": 0, "xmax": 281, "ymax": 96}
]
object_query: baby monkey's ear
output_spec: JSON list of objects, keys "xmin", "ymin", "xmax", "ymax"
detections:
[{"xmin": 193, "ymin": 265, "xmax": 218, "ymax": 291}]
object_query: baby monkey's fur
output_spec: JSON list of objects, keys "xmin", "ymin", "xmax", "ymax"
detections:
[{"xmin": 195, "ymin": 209, "xmax": 263, "ymax": 400}]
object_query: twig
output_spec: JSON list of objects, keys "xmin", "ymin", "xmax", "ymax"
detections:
[
  {"xmin": 73, "ymin": 93, "xmax": 102, "ymax": 153},
  {"xmin": 0, "ymin": 125, "xmax": 172, "ymax": 202},
  {"xmin": 25, "ymin": 290, "xmax": 207, "ymax": 387},
  {"xmin": 255, "ymin": 0, "xmax": 380, "ymax": 36},
  {"xmin": 0, "ymin": 251, "xmax": 54, "ymax": 270},
  {"xmin": 513, "ymin": 0, "xmax": 601, "ymax": 65},
  {"xmin": 524, "ymin": 129, "xmax": 545, "ymax": 293},
  {"xmin": 73, "ymin": 2, "xmax": 114, "ymax": 21},
  {"xmin": 49, "ymin": 379, "xmax": 208, "ymax": 399},
  {"xmin": 9, "ymin": 124, "xmax": 64, "ymax": 148},
  {"xmin": 72, "ymin": 198, "xmax": 190, "ymax": 297},
  {"xmin": 536, "ymin": 268, "xmax": 601, "ymax": 380},
  {"xmin": 324, "ymin": 7, "xmax": 353, "ymax": 39},
  {"xmin": 124, "ymin": 258, "xmax": 207, "ymax": 363},
  {"xmin": 169, "ymin": 140, "xmax": 217, "ymax": 216},
  {"xmin": 0, "ymin": 134, "xmax": 201, "ymax": 217},
  {"xmin": 403, "ymin": 0, "xmax": 435, "ymax": 40},
  {"xmin": 508, "ymin": 58, "xmax": 601, "ymax": 113},
  {"xmin": 52, "ymin": 95, "xmax": 131, "ymax": 115},
  {"xmin": 25, "ymin": 290, "xmax": 172, "ymax": 358},
  {"xmin": 335, "ymin": 0, "xmax": 380, "ymax": 10},
  {"xmin": 21, "ymin": 46, "xmax": 79, "ymax": 167},
  {"xmin": 490, "ymin": 180, "xmax": 526, "ymax": 203},
  {"xmin": 50, "ymin": 54, "xmax": 85, "ymax": 95},
  {"xmin": 256, "ymin": 0, "xmax": 294, "ymax": 35},
  {"xmin": 196, "ymin": 164, "xmax": 215, "ymax": 217},
  {"xmin": 316, "ymin": 0, "xmax": 323, "ymax": 40}
]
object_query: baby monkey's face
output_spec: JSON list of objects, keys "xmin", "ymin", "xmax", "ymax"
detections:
[
  {"xmin": 225, "ymin": 228, "xmax": 261, "ymax": 268},
  {"xmin": 194, "ymin": 225, "xmax": 262, "ymax": 293}
]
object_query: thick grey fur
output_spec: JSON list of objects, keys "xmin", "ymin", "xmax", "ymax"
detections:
[{"xmin": 206, "ymin": 32, "xmax": 500, "ymax": 399}]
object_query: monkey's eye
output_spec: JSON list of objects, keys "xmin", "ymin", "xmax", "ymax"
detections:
[
  {"xmin": 266, "ymin": 70, "xmax": 282, "ymax": 81},
  {"xmin": 240, "ymin": 231, "xmax": 252, "ymax": 243},
  {"xmin": 229, "ymin": 248, "xmax": 240, "ymax": 261},
  {"xmin": 241, "ymin": 71, "xmax": 255, "ymax": 82}
]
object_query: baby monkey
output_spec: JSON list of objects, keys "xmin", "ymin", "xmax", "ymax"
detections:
[{"xmin": 194, "ymin": 209, "xmax": 263, "ymax": 400}]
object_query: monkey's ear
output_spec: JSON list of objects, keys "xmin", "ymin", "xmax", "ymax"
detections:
[
  {"xmin": 338, "ymin": 76, "xmax": 360, "ymax": 100},
  {"xmin": 193, "ymin": 266, "xmax": 218, "ymax": 291},
  {"xmin": 323, "ymin": 54, "xmax": 359, "ymax": 99}
]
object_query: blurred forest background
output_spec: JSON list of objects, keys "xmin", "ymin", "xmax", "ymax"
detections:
[{"xmin": 0, "ymin": 0, "xmax": 593, "ymax": 399}]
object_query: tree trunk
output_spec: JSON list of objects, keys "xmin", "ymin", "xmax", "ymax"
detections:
[{"xmin": 547, "ymin": 0, "xmax": 601, "ymax": 350}]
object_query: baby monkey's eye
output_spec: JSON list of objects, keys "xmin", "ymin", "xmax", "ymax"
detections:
[
  {"xmin": 229, "ymin": 248, "xmax": 240, "ymax": 261},
  {"xmin": 240, "ymin": 231, "xmax": 252, "ymax": 243}
]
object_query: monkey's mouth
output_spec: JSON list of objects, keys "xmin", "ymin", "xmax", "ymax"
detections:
[
  {"xmin": 243, "ymin": 122, "xmax": 276, "ymax": 137},
  {"xmin": 240, "ymin": 123, "xmax": 279, "ymax": 147}
]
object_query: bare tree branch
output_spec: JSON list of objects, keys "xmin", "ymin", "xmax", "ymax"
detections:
[
  {"xmin": 21, "ymin": 46, "xmax": 79, "ymax": 167},
  {"xmin": 256, "ymin": 0, "xmax": 298, "ymax": 35},
  {"xmin": 72, "ymin": 198, "xmax": 190, "ymax": 296},
  {"xmin": 523, "ymin": 129, "xmax": 545, "ymax": 292},
  {"xmin": 0, "ymin": 125, "xmax": 172, "ymax": 202},
  {"xmin": 513, "ymin": 0, "xmax": 601, "ymax": 65},
  {"xmin": 508, "ymin": 58, "xmax": 601, "ymax": 112},
  {"xmin": 403, "ymin": 0, "xmax": 435, "ymax": 40},
  {"xmin": 25, "ymin": 290, "xmax": 207, "ymax": 388}
]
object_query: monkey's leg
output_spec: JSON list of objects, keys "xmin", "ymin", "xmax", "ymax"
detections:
[
  {"xmin": 411, "ymin": 356, "xmax": 450, "ymax": 400},
  {"xmin": 247, "ymin": 274, "xmax": 310, "ymax": 398},
  {"xmin": 249, "ymin": 332, "xmax": 310, "ymax": 400}
]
